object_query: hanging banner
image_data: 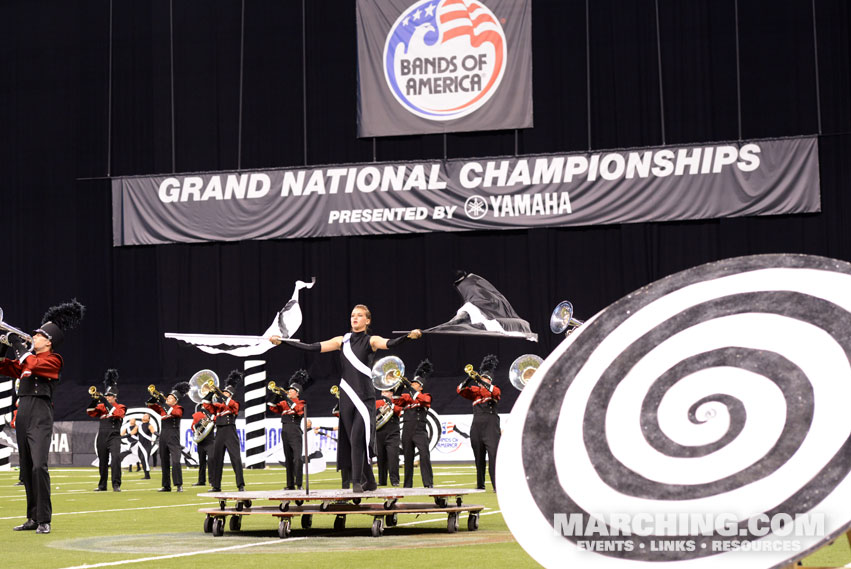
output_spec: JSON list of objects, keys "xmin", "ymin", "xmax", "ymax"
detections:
[
  {"xmin": 112, "ymin": 137, "xmax": 821, "ymax": 247},
  {"xmin": 355, "ymin": 0, "xmax": 533, "ymax": 137}
]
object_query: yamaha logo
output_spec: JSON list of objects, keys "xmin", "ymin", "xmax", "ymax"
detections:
[{"xmin": 383, "ymin": 0, "xmax": 507, "ymax": 120}]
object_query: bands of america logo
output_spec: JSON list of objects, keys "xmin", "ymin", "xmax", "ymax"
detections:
[
  {"xmin": 383, "ymin": 0, "xmax": 507, "ymax": 120},
  {"xmin": 497, "ymin": 255, "xmax": 851, "ymax": 569}
]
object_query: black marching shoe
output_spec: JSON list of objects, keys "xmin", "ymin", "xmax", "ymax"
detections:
[
  {"xmin": 13, "ymin": 519, "xmax": 38, "ymax": 531},
  {"xmin": 36, "ymin": 523, "xmax": 51, "ymax": 534},
  {"xmin": 93, "ymin": 487, "xmax": 106, "ymax": 492},
  {"xmin": 210, "ymin": 487, "xmax": 221, "ymax": 492},
  {"xmin": 176, "ymin": 486, "xmax": 183, "ymax": 493},
  {"xmin": 113, "ymin": 487, "xmax": 121, "ymax": 492},
  {"xmin": 192, "ymin": 482, "xmax": 205, "ymax": 487},
  {"xmin": 238, "ymin": 486, "xmax": 245, "ymax": 492},
  {"xmin": 14, "ymin": 480, "xmax": 24, "ymax": 486},
  {"xmin": 363, "ymin": 481, "xmax": 377, "ymax": 492},
  {"xmin": 157, "ymin": 487, "xmax": 171, "ymax": 492},
  {"xmin": 142, "ymin": 473, "xmax": 151, "ymax": 479},
  {"xmin": 351, "ymin": 483, "xmax": 364, "ymax": 493}
]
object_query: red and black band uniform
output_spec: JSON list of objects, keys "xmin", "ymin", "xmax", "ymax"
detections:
[
  {"xmin": 87, "ymin": 399, "xmax": 126, "ymax": 490},
  {"xmin": 191, "ymin": 411, "xmax": 216, "ymax": 486},
  {"xmin": 394, "ymin": 390, "xmax": 433, "ymax": 488},
  {"xmin": 146, "ymin": 400, "xmax": 184, "ymax": 490},
  {"xmin": 203, "ymin": 395, "xmax": 245, "ymax": 491},
  {"xmin": 269, "ymin": 395, "xmax": 305, "ymax": 489},
  {"xmin": 457, "ymin": 380, "xmax": 501, "ymax": 490},
  {"xmin": 0, "ymin": 351, "xmax": 62, "ymax": 524},
  {"xmin": 375, "ymin": 396, "xmax": 402, "ymax": 486}
]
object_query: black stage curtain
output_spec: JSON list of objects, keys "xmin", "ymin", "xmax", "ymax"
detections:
[{"xmin": 1, "ymin": 0, "xmax": 850, "ymax": 419}]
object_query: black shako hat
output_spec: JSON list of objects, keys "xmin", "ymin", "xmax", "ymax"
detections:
[
  {"xmin": 287, "ymin": 369, "xmax": 309, "ymax": 395},
  {"xmin": 224, "ymin": 370, "xmax": 243, "ymax": 394},
  {"xmin": 103, "ymin": 369, "xmax": 119, "ymax": 396},
  {"xmin": 479, "ymin": 354, "xmax": 499, "ymax": 382},
  {"xmin": 412, "ymin": 359, "xmax": 433, "ymax": 388},
  {"xmin": 170, "ymin": 381, "xmax": 190, "ymax": 400},
  {"xmin": 34, "ymin": 299, "xmax": 85, "ymax": 348}
]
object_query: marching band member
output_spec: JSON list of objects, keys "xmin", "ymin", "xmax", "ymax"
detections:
[
  {"xmin": 270, "ymin": 304, "xmax": 422, "ymax": 493},
  {"xmin": 87, "ymin": 369, "xmax": 126, "ymax": 492},
  {"xmin": 137, "ymin": 413, "xmax": 155, "ymax": 477},
  {"xmin": 375, "ymin": 388, "xmax": 402, "ymax": 487},
  {"xmin": 458, "ymin": 354, "xmax": 501, "ymax": 491},
  {"xmin": 268, "ymin": 370, "xmax": 306, "ymax": 490},
  {"xmin": 147, "ymin": 381, "xmax": 189, "ymax": 492},
  {"xmin": 395, "ymin": 359, "xmax": 434, "ymax": 488},
  {"xmin": 190, "ymin": 403, "xmax": 215, "ymax": 487},
  {"xmin": 2, "ymin": 300, "xmax": 84, "ymax": 535},
  {"xmin": 120, "ymin": 418, "xmax": 148, "ymax": 476},
  {"xmin": 203, "ymin": 370, "xmax": 245, "ymax": 492}
]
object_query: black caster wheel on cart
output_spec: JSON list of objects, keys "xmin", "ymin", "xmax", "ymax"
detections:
[
  {"xmin": 352, "ymin": 497, "xmax": 361, "ymax": 505},
  {"xmin": 456, "ymin": 496, "xmax": 463, "ymax": 507},
  {"xmin": 467, "ymin": 512, "xmax": 480, "ymax": 531},
  {"xmin": 334, "ymin": 514, "xmax": 347, "ymax": 531},
  {"xmin": 203, "ymin": 514, "xmax": 214, "ymax": 534},
  {"xmin": 301, "ymin": 514, "xmax": 313, "ymax": 529},
  {"xmin": 447, "ymin": 512, "xmax": 458, "ymax": 533},
  {"xmin": 295, "ymin": 500, "xmax": 304, "ymax": 506},
  {"xmin": 219, "ymin": 500, "xmax": 227, "ymax": 510},
  {"xmin": 229, "ymin": 515, "xmax": 242, "ymax": 531},
  {"xmin": 385, "ymin": 513, "xmax": 398, "ymax": 527},
  {"xmin": 278, "ymin": 518, "xmax": 292, "ymax": 539},
  {"xmin": 434, "ymin": 496, "xmax": 448, "ymax": 508},
  {"xmin": 212, "ymin": 517, "xmax": 225, "ymax": 537},
  {"xmin": 371, "ymin": 517, "xmax": 384, "ymax": 537}
]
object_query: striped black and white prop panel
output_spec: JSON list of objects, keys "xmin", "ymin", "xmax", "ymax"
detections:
[
  {"xmin": 243, "ymin": 359, "xmax": 267, "ymax": 469},
  {"xmin": 0, "ymin": 377, "xmax": 12, "ymax": 470},
  {"xmin": 498, "ymin": 255, "xmax": 851, "ymax": 569}
]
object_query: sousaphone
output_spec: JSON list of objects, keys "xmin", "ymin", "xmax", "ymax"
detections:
[
  {"xmin": 550, "ymin": 300, "xmax": 584, "ymax": 336},
  {"xmin": 509, "ymin": 354, "xmax": 544, "ymax": 391},
  {"xmin": 188, "ymin": 369, "xmax": 220, "ymax": 404},
  {"xmin": 371, "ymin": 355, "xmax": 408, "ymax": 391}
]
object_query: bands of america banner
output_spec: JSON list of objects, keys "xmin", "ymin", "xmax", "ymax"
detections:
[{"xmin": 111, "ymin": 137, "xmax": 820, "ymax": 247}]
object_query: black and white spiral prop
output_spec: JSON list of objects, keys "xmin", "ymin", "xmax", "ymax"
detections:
[
  {"xmin": 243, "ymin": 359, "xmax": 267, "ymax": 469},
  {"xmin": 0, "ymin": 377, "xmax": 12, "ymax": 470},
  {"xmin": 498, "ymin": 255, "xmax": 851, "ymax": 569}
]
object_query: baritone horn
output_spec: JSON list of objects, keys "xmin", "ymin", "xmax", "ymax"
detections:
[
  {"xmin": 0, "ymin": 307, "xmax": 34, "ymax": 352},
  {"xmin": 509, "ymin": 354, "xmax": 544, "ymax": 391},
  {"xmin": 189, "ymin": 369, "xmax": 219, "ymax": 403},
  {"xmin": 371, "ymin": 356, "xmax": 408, "ymax": 391},
  {"xmin": 550, "ymin": 300, "xmax": 584, "ymax": 336}
]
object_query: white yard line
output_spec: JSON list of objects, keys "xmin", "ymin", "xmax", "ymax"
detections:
[{"xmin": 394, "ymin": 508, "xmax": 502, "ymax": 527}]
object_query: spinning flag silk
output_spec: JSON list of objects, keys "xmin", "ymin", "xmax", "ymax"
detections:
[{"xmin": 165, "ymin": 279, "xmax": 315, "ymax": 357}]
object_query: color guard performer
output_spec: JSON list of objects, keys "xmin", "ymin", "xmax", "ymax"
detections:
[
  {"xmin": 268, "ymin": 370, "xmax": 307, "ymax": 490},
  {"xmin": 137, "ymin": 413, "xmax": 155, "ymax": 477},
  {"xmin": 191, "ymin": 404, "xmax": 215, "ymax": 487},
  {"xmin": 2, "ymin": 299, "xmax": 84, "ymax": 534},
  {"xmin": 147, "ymin": 381, "xmax": 189, "ymax": 492},
  {"xmin": 395, "ymin": 359, "xmax": 434, "ymax": 488},
  {"xmin": 203, "ymin": 370, "xmax": 245, "ymax": 492},
  {"xmin": 87, "ymin": 369, "xmax": 126, "ymax": 492},
  {"xmin": 458, "ymin": 354, "xmax": 501, "ymax": 491},
  {"xmin": 270, "ymin": 304, "xmax": 422, "ymax": 493},
  {"xmin": 375, "ymin": 388, "xmax": 402, "ymax": 486}
]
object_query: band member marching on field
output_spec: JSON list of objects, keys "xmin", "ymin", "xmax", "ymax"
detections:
[
  {"xmin": 87, "ymin": 369, "xmax": 126, "ymax": 492},
  {"xmin": 458, "ymin": 354, "xmax": 501, "ymax": 491},
  {"xmin": 203, "ymin": 370, "xmax": 245, "ymax": 492},
  {"xmin": 2, "ymin": 299, "xmax": 84, "ymax": 534},
  {"xmin": 147, "ymin": 381, "xmax": 190, "ymax": 492},
  {"xmin": 191, "ymin": 403, "xmax": 216, "ymax": 487},
  {"xmin": 268, "ymin": 369, "xmax": 307, "ymax": 490},
  {"xmin": 395, "ymin": 359, "xmax": 434, "ymax": 488},
  {"xmin": 270, "ymin": 304, "xmax": 422, "ymax": 493},
  {"xmin": 375, "ymin": 388, "xmax": 402, "ymax": 487}
]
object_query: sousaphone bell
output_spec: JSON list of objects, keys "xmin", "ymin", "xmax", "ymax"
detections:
[
  {"xmin": 188, "ymin": 369, "xmax": 220, "ymax": 404},
  {"xmin": 550, "ymin": 300, "xmax": 584, "ymax": 336},
  {"xmin": 509, "ymin": 354, "xmax": 544, "ymax": 391},
  {"xmin": 371, "ymin": 355, "xmax": 409, "ymax": 391}
]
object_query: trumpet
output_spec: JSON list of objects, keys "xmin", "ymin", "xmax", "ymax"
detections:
[
  {"xmin": 268, "ymin": 381, "xmax": 286, "ymax": 396},
  {"xmin": 330, "ymin": 385, "xmax": 339, "ymax": 398},
  {"xmin": 201, "ymin": 378, "xmax": 225, "ymax": 399},
  {"xmin": 148, "ymin": 384, "xmax": 164, "ymax": 400},
  {"xmin": 463, "ymin": 364, "xmax": 492, "ymax": 388},
  {"xmin": 0, "ymin": 307, "xmax": 34, "ymax": 353},
  {"xmin": 88, "ymin": 386, "xmax": 104, "ymax": 398}
]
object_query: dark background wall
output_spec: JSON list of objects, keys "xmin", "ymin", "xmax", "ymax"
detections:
[{"xmin": 1, "ymin": 0, "xmax": 849, "ymax": 419}]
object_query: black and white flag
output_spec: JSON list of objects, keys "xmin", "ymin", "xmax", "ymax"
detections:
[
  {"xmin": 421, "ymin": 272, "xmax": 537, "ymax": 341},
  {"xmin": 165, "ymin": 278, "xmax": 315, "ymax": 356}
]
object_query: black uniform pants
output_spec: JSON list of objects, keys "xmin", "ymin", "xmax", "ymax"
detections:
[
  {"xmin": 211, "ymin": 424, "xmax": 244, "ymax": 489},
  {"xmin": 96, "ymin": 430, "xmax": 122, "ymax": 489},
  {"xmin": 158, "ymin": 430, "xmax": 183, "ymax": 489},
  {"xmin": 338, "ymin": 394, "xmax": 376, "ymax": 488},
  {"xmin": 281, "ymin": 421, "xmax": 303, "ymax": 489},
  {"xmin": 402, "ymin": 420, "xmax": 432, "ymax": 488},
  {"xmin": 471, "ymin": 413, "xmax": 500, "ymax": 490},
  {"xmin": 376, "ymin": 423, "xmax": 400, "ymax": 486},
  {"xmin": 196, "ymin": 435, "xmax": 215, "ymax": 485},
  {"xmin": 16, "ymin": 396, "xmax": 53, "ymax": 523}
]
